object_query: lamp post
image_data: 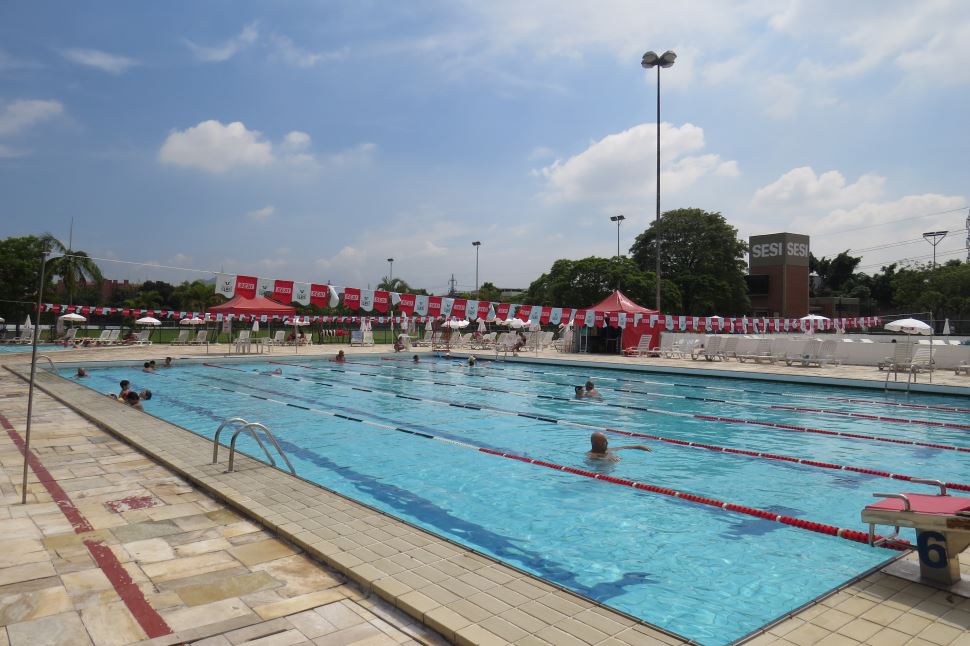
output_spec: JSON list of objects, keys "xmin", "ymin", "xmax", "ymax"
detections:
[
  {"xmin": 609, "ymin": 215, "xmax": 625, "ymax": 259},
  {"xmin": 387, "ymin": 258, "xmax": 394, "ymax": 282},
  {"xmin": 641, "ymin": 49, "xmax": 676, "ymax": 311},
  {"xmin": 921, "ymin": 231, "xmax": 948, "ymax": 269},
  {"xmin": 472, "ymin": 241, "xmax": 481, "ymax": 296}
]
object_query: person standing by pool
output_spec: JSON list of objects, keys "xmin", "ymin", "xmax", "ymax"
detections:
[{"xmin": 586, "ymin": 432, "xmax": 651, "ymax": 462}]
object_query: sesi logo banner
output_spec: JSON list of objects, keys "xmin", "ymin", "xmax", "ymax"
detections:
[
  {"xmin": 273, "ymin": 280, "xmax": 294, "ymax": 302},
  {"xmin": 373, "ymin": 290, "xmax": 389, "ymax": 313},
  {"xmin": 235, "ymin": 276, "xmax": 257, "ymax": 299},
  {"xmin": 751, "ymin": 242, "xmax": 810, "ymax": 258},
  {"xmin": 343, "ymin": 287, "xmax": 360, "ymax": 310},
  {"xmin": 215, "ymin": 273, "xmax": 236, "ymax": 298}
]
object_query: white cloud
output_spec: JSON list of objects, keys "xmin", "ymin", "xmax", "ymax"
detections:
[
  {"xmin": 528, "ymin": 146, "xmax": 555, "ymax": 160},
  {"xmin": 319, "ymin": 142, "xmax": 376, "ymax": 168},
  {"xmin": 757, "ymin": 75, "xmax": 803, "ymax": 121},
  {"xmin": 752, "ymin": 167, "xmax": 885, "ymax": 211},
  {"xmin": 282, "ymin": 131, "xmax": 311, "ymax": 151},
  {"xmin": 246, "ymin": 205, "xmax": 276, "ymax": 221},
  {"xmin": 159, "ymin": 120, "xmax": 275, "ymax": 173},
  {"xmin": 185, "ymin": 23, "xmax": 259, "ymax": 63},
  {"xmin": 270, "ymin": 35, "xmax": 347, "ymax": 68},
  {"xmin": 61, "ymin": 48, "xmax": 138, "ymax": 74},
  {"xmin": 537, "ymin": 122, "xmax": 738, "ymax": 203},
  {"xmin": 0, "ymin": 99, "xmax": 64, "ymax": 136}
]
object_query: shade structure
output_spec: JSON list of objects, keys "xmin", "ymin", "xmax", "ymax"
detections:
[
  {"xmin": 59, "ymin": 313, "xmax": 87, "ymax": 323},
  {"xmin": 584, "ymin": 290, "xmax": 659, "ymax": 352},
  {"xmin": 799, "ymin": 314, "xmax": 830, "ymax": 322},
  {"xmin": 135, "ymin": 316, "xmax": 161, "ymax": 325},
  {"xmin": 208, "ymin": 294, "xmax": 295, "ymax": 318},
  {"xmin": 180, "ymin": 317, "xmax": 204, "ymax": 325},
  {"xmin": 943, "ymin": 319, "xmax": 951, "ymax": 335},
  {"xmin": 885, "ymin": 318, "xmax": 932, "ymax": 335}
]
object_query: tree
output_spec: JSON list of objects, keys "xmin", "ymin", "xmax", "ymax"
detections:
[
  {"xmin": 810, "ymin": 251, "xmax": 861, "ymax": 295},
  {"xmin": 376, "ymin": 277, "xmax": 427, "ymax": 296},
  {"xmin": 40, "ymin": 233, "xmax": 103, "ymax": 305},
  {"xmin": 523, "ymin": 256, "xmax": 681, "ymax": 311},
  {"xmin": 0, "ymin": 236, "xmax": 54, "ymax": 320},
  {"xmin": 629, "ymin": 208, "xmax": 748, "ymax": 314},
  {"xmin": 170, "ymin": 280, "xmax": 222, "ymax": 311},
  {"xmin": 477, "ymin": 282, "xmax": 503, "ymax": 302}
]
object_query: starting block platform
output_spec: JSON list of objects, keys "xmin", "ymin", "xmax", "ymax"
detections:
[{"xmin": 862, "ymin": 479, "xmax": 970, "ymax": 593}]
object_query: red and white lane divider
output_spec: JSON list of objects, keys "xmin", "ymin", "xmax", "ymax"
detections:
[
  {"xmin": 190, "ymin": 379, "xmax": 905, "ymax": 551},
  {"xmin": 366, "ymin": 357, "xmax": 969, "ymax": 432},
  {"xmin": 255, "ymin": 364, "xmax": 970, "ymax": 493},
  {"xmin": 383, "ymin": 356, "xmax": 970, "ymax": 415},
  {"xmin": 276, "ymin": 361, "xmax": 970, "ymax": 455}
]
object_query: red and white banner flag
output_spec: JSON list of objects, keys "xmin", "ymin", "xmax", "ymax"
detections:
[
  {"xmin": 214, "ymin": 273, "xmax": 236, "ymax": 298},
  {"xmin": 235, "ymin": 275, "xmax": 257, "ymax": 299},
  {"xmin": 360, "ymin": 290, "xmax": 375, "ymax": 312},
  {"xmin": 495, "ymin": 303, "xmax": 511, "ymax": 320},
  {"xmin": 516, "ymin": 305, "xmax": 532, "ymax": 321},
  {"xmin": 427, "ymin": 296, "xmax": 442, "ymax": 319},
  {"xmin": 343, "ymin": 287, "xmax": 361, "ymax": 310},
  {"xmin": 440, "ymin": 297, "xmax": 454, "ymax": 318},
  {"xmin": 373, "ymin": 290, "xmax": 390, "ymax": 313},
  {"xmin": 476, "ymin": 301, "xmax": 492, "ymax": 320},
  {"xmin": 540, "ymin": 307, "xmax": 552, "ymax": 324},
  {"xmin": 450, "ymin": 299, "xmax": 467, "ymax": 319},
  {"xmin": 292, "ymin": 283, "xmax": 310, "ymax": 306},
  {"xmin": 273, "ymin": 280, "xmax": 294, "ymax": 303},
  {"xmin": 397, "ymin": 293, "xmax": 416, "ymax": 315},
  {"xmin": 309, "ymin": 284, "xmax": 329, "ymax": 308},
  {"xmin": 414, "ymin": 295, "xmax": 429, "ymax": 316}
]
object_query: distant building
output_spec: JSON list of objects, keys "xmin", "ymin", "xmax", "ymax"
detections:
[{"xmin": 747, "ymin": 233, "xmax": 810, "ymax": 318}]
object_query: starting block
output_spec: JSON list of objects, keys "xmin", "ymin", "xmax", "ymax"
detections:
[{"xmin": 862, "ymin": 479, "xmax": 970, "ymax": 587}]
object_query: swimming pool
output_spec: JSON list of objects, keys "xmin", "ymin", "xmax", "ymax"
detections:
[
  {"xmin": 71, "ymin": 357, "xmax": 970, "ymax": 644},
  {"xmin": 0, "ymin": 344, "xmax": 69, "ymax": 353}
]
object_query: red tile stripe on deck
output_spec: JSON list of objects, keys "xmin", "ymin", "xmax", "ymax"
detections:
[{"xmin": 0, "ymin": 413, "xmax": 174, "ymax": 639}]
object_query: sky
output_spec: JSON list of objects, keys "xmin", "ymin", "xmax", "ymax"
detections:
[{"xmin": 1, "ymin": 1, "xmax": 969, "ymax": 295}]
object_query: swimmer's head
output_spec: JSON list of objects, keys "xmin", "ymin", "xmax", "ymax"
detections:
[
  {"xmin": 585, "ymin": 380, "xmax": 595, "ymax": 391},
  {"xmin": 590, "ymin": 432, "xmax": 608, "ymax": 453},
  {"xmin": 575, "ymin": 385, "xmax": 585, "ymax": 398}
]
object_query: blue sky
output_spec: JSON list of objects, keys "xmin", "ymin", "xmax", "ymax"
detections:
[{"xmin": 1, "ymin": 1, "xmax": 968, "ymax": 294}]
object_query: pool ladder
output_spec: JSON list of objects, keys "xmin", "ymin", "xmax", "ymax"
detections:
[{"xmin": 211, "ymin": 417, "xmax": 296, "ymax": 475}]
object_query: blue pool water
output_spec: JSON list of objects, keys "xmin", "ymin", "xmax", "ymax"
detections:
[
  {"xmin": 71, "ymin": 357, "xmax": 970, "ymax": 644},
  {"xmin": 0, "ymin": 344, "xmax": 69, "ymax": 353}
]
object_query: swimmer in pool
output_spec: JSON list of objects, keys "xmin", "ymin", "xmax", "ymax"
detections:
[
  {"xmin": 413, "ymin": 355, "xmax": 420, "ymax": 363},
  {"xmin": 584, "ymin": 380, "xmax": 603, "ymax": 400},
  {"xmin": 574, "ymin": 385, "xmax": 585, "ymax": 399},
  {"xmin": 334, "ymin": 350, "xmax": 346, "ymax": 363},
  {"xmin": 467, "ymin": 356, "xmax": 477, "ymax": 367},
  {"xmin": 586, "ymin": 431, "xmax": 651, "ymax": 462}
]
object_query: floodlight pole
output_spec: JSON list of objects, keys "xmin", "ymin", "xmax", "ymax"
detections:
[
  {"xmin": 922, "ymin": 231, "xmax": 948, "ymax": 269},
  {"xmin": 472, "ymin": 241, "xmax": 481, "ymax": 296},
  {"xmin": 641, "ymin": 49, "xmax": 676, "ymax": 311},
  {"xmin": 610, "ymin": 215, "xmax": 625, "ymax": 289},
  {"xmin": 22, "ymin": 249, "xmax": 48, "ymax": 504},
  {"xmin": 387, "ymin": 258, "xmax": 394, "ymax": 341}
]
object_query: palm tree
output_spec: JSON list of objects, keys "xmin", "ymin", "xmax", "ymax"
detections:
[
  {"xmin": 377, "ymin": 277, "xmax": 412, "ymax": 293},
  {"xmin": 40, "ymin": 233, "xmax": 103, "ymax": 305},
  {"xmin": 171, "ymin": 280, "xmax": 222, "ymax": 312}
]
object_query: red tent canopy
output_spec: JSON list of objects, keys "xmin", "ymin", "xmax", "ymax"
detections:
[
  {"xmin": 586, "ymin": 290, "xmax": 657, "ymax": 315},
  {"xmin": 208, "ymin": 295, "xmax": 295, "ymax": 317},
  {"xmin": 584, "ymin": 290, "xmax": 660, "ymax": 352}
]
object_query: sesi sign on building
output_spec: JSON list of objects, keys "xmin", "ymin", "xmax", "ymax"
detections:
[{"xmin": 747, "ymin": 233, "xmax": 810, "ymax": 317}]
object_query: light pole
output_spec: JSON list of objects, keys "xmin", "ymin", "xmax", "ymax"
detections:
[
  {"xmin": 472, "ymin": 241, "xmax": 481, "ymax": 296},
  {"xmin": 609, "ymin": 215, "xmax": 625, "ymax": 259},
  {"xmin": 922, "ymin": 231, "xmax": 947, "ymax": 269},
  {"xmin": 387, "ymin": 258, "xmax": 394, "ymax": 282},
  {"xmin": 641, "ymin": 49, "xmax": 676, "ymax": 311}
]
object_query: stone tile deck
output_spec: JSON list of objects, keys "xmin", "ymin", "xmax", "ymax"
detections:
[{"xmin": 2, "ymin": 344, "xmax": 969, "ymax": 645}]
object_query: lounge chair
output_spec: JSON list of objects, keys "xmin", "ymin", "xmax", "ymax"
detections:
[
  {"xmin": 624, "ymin": 335, "xmax": 653, "ymax": 357},
  {"xmin": 738, "ymin": 339, "xmax": 781, "ymax": 363},
  {"xmin": 132, "ymin": 330, "xmax": 152, "ymax": 346},
  {"xmin": 55, "ymin": 328, "xmax": 77, "ymax": 344},
  {"xmin": 721, "ymin": 337, "xmax": 740, "ymax": 360},
  {"xmin": 90, "ymin": 330, "xmax": 111, "ymax": 345},
  {"xmin": 786, "ymin": 339, "xmax": 838, "ymax": 367},
  {"xmin": 190, "ymin": 329, "xmax": 208, "ymax": 345},
  {"xmin": 877, "ymin": 341, "xmax": 914, "ymax": 372},
  {"xmin": 171, "ymin": 330, "xmax": 190, "ymax": 345},
  {"xmin": 691, "ymin": 336, "xmax": 723, "ymax": 361},
  {"xmin": 955, "ymin": 349, "xmax": 970, "ymax": 376},
  {"xmin": 266, "ymin": 330, "xmax": 285, "ymax": 346}
]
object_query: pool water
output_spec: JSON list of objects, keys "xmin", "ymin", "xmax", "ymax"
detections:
[
  {"xmin": 71, "ymin": 357, "xmax": 970, "ymax": 644},
  {"xmin": 0, "ymin": 344, "xmax": 69, "ymax": 353}
]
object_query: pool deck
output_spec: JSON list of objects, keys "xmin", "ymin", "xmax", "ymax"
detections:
[{"xmin": 1, "ymin": 343, "xmax": 969, "ymax": 645}]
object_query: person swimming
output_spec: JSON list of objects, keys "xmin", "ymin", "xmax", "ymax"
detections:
[
  {"xmin": 467, "ymin": 355, "xmax": 477, "ymax": 367},
  {"xmin": 584, "ymin": 380, "xmax": 602, "ymax": 400},
  {"xmin": 586, "ymin": 431, "xmax": 651, "ymax": 462},
  {"xmin": 574, "ymin": 385, "xmax": 585, "ymax": 399},
  {"xmin": 75, "ymin": 367, "xmax": 88, "ymax": 378},
  {"xmin": 334, "ymin": 350, "xmax": 346, "ymax": 363},
  {"xmin": 413, "ymin": 355, "xmax": 420, "ymax": 363}
]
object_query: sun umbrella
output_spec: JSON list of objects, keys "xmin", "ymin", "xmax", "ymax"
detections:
[
  {"xmin": 477, "ymin": 318, "xmax": 486, "ymax": 333},
  {"xmin": 0, "ymin": 317, "xmax": 5, "ymax": 324},
  {"xmin": 60, "ymin": 313, "xmax": 87, "ymax": 323},
  {"xmin": 251, "ymin": 319, "xmax": 260, "ymax": 333},
  {"xmin": 135, "ymin": 316, "xmax": 161, "ymax": 326},
  {"xmin": 180, "ymin": 317, "xmax": 204, "ymax": 325},
  {"xmin": 943, "ymin": 318, "xmax": 951, "ymax": 336},
  {"xmin": 884, "ymin": 318, "xmax": 932, "ymax": 335},
  {"xmin": 425, "ymin": 317, "xmax": 434, "ymax": 331},
  {"xmin": 24, "ymin": 315, "xmax": 31, "ymax": 328},
  {"xmin": 510, "ymin": 318, "xmax": 525, "ymax": 329}
]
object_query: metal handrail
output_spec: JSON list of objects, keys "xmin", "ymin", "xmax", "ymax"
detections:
[
  {"xmin": 36, "ymin": 355, "xmax": 57, "ymax": 372},
  {"xmin": 212, "ymin": 417, "xmax": 276, "ymax": 468},
  {"xmin": 228, "ymin": 422, "xmax": 296, "ymax": 475}
]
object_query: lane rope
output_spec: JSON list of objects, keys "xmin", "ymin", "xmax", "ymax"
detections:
[
  {"xmin": 189, "ymin": 375, "xmax": 905, "ymax": 551},
  {"xmin": 273, "ymin": 360, "xmax": 970, "ymax": 455},
  {"xmin": 256, "ymin": 363, "xmax": 970, "ymax": 492}
]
